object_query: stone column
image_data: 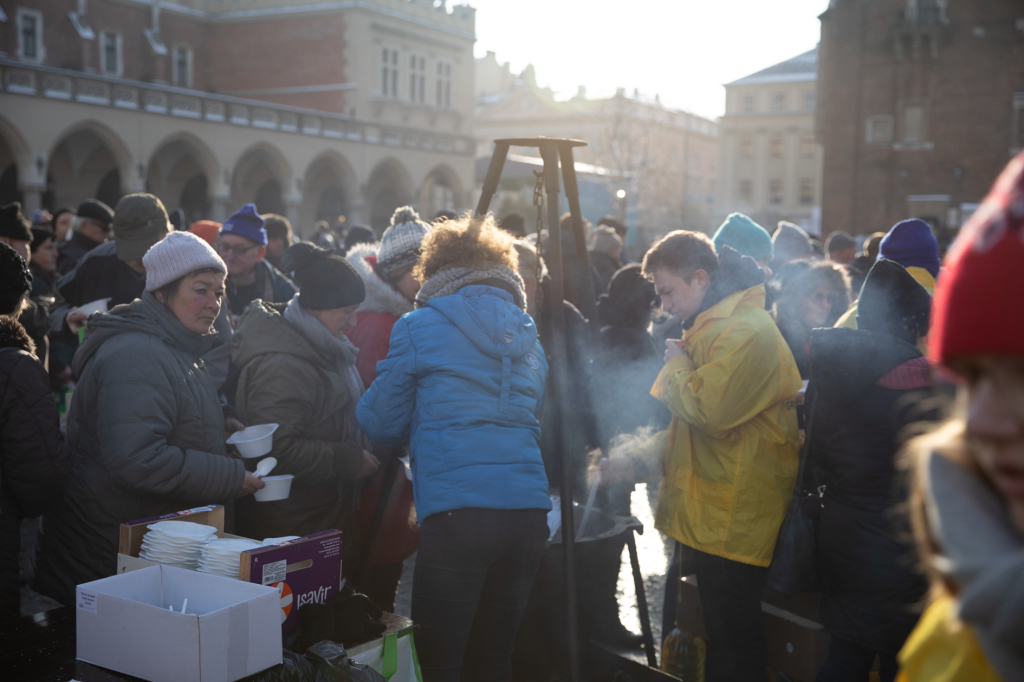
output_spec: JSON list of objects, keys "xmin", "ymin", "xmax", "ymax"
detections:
[
  {"xmin": 347, "ymin": 197, "xmax": 365, "ymax": 225},
  {"xmin": 211, "ymin": 194, "xmax": 230, "ymax": 223},
  {"xmin": 285, "ymin": 195, "xmax": 302, "ymax": 233},
  {"xmin": 20, "ymin": 184, "xmax": 44, "ymax": 215}
]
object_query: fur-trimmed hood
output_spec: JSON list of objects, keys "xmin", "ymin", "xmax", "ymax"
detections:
[
  {"xmin": 0, "ymin": 316, "xmax": 35, "ymax": 355},
  {"xmin": 346, "ymin": 242, "xmax": 414, "ymax": 319}
]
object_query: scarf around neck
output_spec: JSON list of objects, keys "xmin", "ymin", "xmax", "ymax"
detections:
[
  {"xmin": 415, "ymin": 263, "xmax": 527, "ymax": 310},
  {"xmin": 283, "ymin": 294, "xmax": 360, "ymax": 370}
]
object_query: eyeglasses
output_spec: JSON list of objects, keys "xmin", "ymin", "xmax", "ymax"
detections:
[{"xmin": 216, "ymin": 241, "xmax": 260, "ymax": 257}]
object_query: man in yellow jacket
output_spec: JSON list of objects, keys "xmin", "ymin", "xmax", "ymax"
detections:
[{"xmin": 605, "ymin": 231, "xmax": 802, "ymax": 682}]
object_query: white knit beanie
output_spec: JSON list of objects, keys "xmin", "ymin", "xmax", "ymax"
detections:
[
  {"xmin": 377, "ymin": 206, "xmax": 431, "ymax": 276},
  {"xmin": 143, "ymin": 230, "xmax": 227, "ymax": 291}
]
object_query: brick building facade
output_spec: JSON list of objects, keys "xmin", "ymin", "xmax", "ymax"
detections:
[
  {"xmin": 818, "ymin": 0, "xmax": 1024, "ymax": 244},
  {"xmin": 0, "ymin": 0, "xmax": 476, "ymax": 234}
]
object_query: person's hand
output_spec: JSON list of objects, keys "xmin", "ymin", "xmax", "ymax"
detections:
[
  {"xmin": 66, "ymin": 309, "xmax": 87, "ymax": 333},
  {"xmin": 664, "ymin": 338, "xmax": 686, "ymax": 364},
  {"xmin": 357, "ymin": 450, "xmax": 381, "ymax": 478},
  {"xmin": 238, "ymin": 472, "xmax": 265, "ymax": 497},
  {"xmin": 224, "ymin": 418, "xmax": 246, "ymax": 437},
  {"xmin": 600, "ymin": 456, "xmax": 636, "ymax": 486},
  {"xmin": 795, "ymin": 391, "xmax": 806, "ymax": 406}
]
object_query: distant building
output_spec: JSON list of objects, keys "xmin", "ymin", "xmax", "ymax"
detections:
[
  {"xmin": 0, "ymin": 0, "xmax": 477, "ymax": 234},
  {"xmin": 474, "ymin": 59, "xmax": 718, "ymax": 247},
  {"xmin": 716, "ymin": 47, "xmax": 823, "ymax": 236},
  {"xmin": 818, "ymin": 0, "xmax": 1024, "ymax": 244}
]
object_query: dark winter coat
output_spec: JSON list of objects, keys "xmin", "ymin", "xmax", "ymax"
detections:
[
  {"xmin": 226, "ymin": 260, "xmax": 296, "ymax": 317},
  {"xmin": 33, "ymin": 291, "xmax": 244, "ymax": 606},
  {"xmin": 56, "ymin": 231, "xmax": 102, "ymax": 275},
  {"xmin": 590, "ymin": 251, "xmax": 621, "ymax": 298},
  {"xmin": 48, "ymin": 241, "xmax": 146, "ymax": 344},
  {"xmin": 232, "ymin": 300, "xmax": 364, "ymax": 540},
  {"xmin": 0, "ymin": 318, "xmax": 72, "ymax": 520},
  {"xmin": 809, "ymin": 327, "xmax": 934, "ymax": 653}
]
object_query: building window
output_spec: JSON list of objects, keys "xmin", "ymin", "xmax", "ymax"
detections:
[
  {"xmin": 803, "ymin": 90, "xmax": 816, "ymax": 112},
  {"xmin": 409, "ymin": 55, "xmax": 425, "ymax": 103},
  {"xmin": 799, "ymin": 132, "xmax": 816, "ymax": 157},
  {"xmin": 173, "ymin": 46, "xmax": 192, "ymax": 88},
  {"xmin": 799, "ymin": 178, "xmax": 814, "ymax": 206},
  {"xmin": 1013, "ymin": 95, "xmax": 1024, "ymax": 152},
  {"xmin": 739, "ymin": 134, "xmax": 754, "ymax": 159},
  {"xmin": 739, "ymin": 180, "xmax": 752, "ymax": 203},
  {"xmin": 436, "ymin": 62, "xmax": 452, "ymax": 108},
  {"xmin": 901, "ymin": 103, "xmax": 927, "ymax": 143},
  {"xmin": 381, "ymin": 47, "xmax": 399, "ymax": 98},
  {"xmin": 771, "ymin": 92, "xmax": 786, "ymax": 112},
  {"xmin": 17, "ymin": 9, "xmax": 44, "ymax": 62},
  {"xmin": 741, "ymin": 93, "xmax": 755, "ymax": 113},
  {"xmin": 100, "ymin": 32, "xmax": 123, "ymax": 77},
  {"xmin": 866, "ymin": 115, "xmax": 895, "ymax": 145},
  {"xmin": 770, "ymin": 133, "xmax": 784, "ymax": 158},
  {"xmin": 769, "ymin": 179, "xmax": 784, "ymax": 205}
]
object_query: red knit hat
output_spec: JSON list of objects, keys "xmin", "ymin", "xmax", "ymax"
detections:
[
  {"xmin": 188, "ymin": 220, "xmax": 222, "ymax": 247},
  {"xmin": 931, "ymin": 151, "xmax": 1024, "ymax": 367}
]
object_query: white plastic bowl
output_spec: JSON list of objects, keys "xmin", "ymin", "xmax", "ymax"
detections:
[
  {"xmin": 227, "ymin": 424, "xmax": 279, "ymax": 458},
  {"xmin": 148, "ymin": 520, "xmax": 217, "ymax": 537},
  {"xmin": 254, "ymin": 474, "xmax": 294, "ymax": 502}
]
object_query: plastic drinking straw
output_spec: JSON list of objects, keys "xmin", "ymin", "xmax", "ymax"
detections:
[
  {"xmin": 181, "ymin": 598, "xmax": 188, "ymax": 614},
  {"xmin": 575, "ymin": 470, "xmax": 601, "ymax": 541}
]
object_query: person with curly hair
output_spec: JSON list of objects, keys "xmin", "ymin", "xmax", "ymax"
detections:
[
  {"xmin": 357, "ymin": 214, "xmax": 550, "ymax": 682},
  {"xmin": 770, "ymin": 260, "xmax": 852, "ymax": 378}
]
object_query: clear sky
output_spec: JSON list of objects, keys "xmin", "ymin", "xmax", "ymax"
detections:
[{"xmin": 469, "ymin": 0, "xmax": 830, "ymax": 119}]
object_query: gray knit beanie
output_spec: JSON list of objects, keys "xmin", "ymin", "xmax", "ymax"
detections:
[
  {"xmin": 377, "ymin": 206, "xmax": 431, "ymax": 276},
  {"xmin": 592, "ymin": 226, "xmax": 623, "ymax": 255},
  {"xmin": 143, "ymin": 231, "xmax": 227, "ymax": 291}
]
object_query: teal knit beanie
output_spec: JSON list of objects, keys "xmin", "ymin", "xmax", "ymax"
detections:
[{"xmin": 712, "ymin": 213, "xmax": 773, "ymax": 262}]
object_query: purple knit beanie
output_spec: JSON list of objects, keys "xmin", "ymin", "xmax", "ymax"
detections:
[
  {"xmin": 222, "ymin": 203, "xmax": 267, "ymax": 246},
  {"xmin": 879, "ymin": 219, "xmax": 940, "ymax": 277}
]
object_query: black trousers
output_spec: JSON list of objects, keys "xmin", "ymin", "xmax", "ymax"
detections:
[
  {"xmin": 816, "ymin": 636, "xmax": 897, "ymax": 682},
  {"xmin": 411, "ymin": 508, "xmax": 547, "ymax": 682},
  {"xmin": 695, "ymin": 549, "xmax": 769, "ymax": 682},
  {"xmin": 0, "ymin": 513, "xmax": 21, "ymax": 622}
]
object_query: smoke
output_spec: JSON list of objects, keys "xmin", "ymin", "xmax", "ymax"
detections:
[{"xmin": 608, "ymin": 425, "xmax": 657, "ymax": 460}]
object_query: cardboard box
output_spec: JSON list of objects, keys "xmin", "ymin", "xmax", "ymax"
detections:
[
  {"xmin": 76, "ymin": 565, "xmax": 282, "ymax": 682},
  {"xmin": 673, "ymin": 575, "xmax": 831, "ymax": 682},
  {"xmin": 116, "ymin": 505, "xmax": 342, "ymax": 635}
]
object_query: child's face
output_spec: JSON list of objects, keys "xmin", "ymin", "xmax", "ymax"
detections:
[
  {"xmin": 959, "ymin": 355, "xmax": 1024, "ymax": 533},
  {"xmin": 652, "ymin": 268, "xmax": 708, "ymax": 321}
]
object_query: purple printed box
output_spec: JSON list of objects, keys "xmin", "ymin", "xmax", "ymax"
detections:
[{"xmin": 117, "ymin": 505, "xmax": 342, "ymax": 635}]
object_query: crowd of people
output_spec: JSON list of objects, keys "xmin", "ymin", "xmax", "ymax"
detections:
[{"xmin": 0, "ymin": 150, "xmax": 1022, "ymax": 682}]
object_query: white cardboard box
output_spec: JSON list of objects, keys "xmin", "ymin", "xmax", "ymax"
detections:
[{"xmin": 76, "ymin": 565, "xmax": 283, "ymax": 682}]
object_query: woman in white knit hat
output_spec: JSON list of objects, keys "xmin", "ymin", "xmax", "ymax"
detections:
[{"xmin": 34, "ymin": 231, "xmax": 264, "ymax": 607}]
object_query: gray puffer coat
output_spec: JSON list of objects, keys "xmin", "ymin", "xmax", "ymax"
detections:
[{"xmin": 33, "ymin": 291, "xmax": 244, "ymax": 606}]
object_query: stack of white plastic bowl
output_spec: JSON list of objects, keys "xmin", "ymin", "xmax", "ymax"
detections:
[
  {"xmin": 140, "ymin": 520, "xmax": 218, "ymax": 570},
  {"xmin": 198, "ymin": 538, "xmax": 261, "ymax": 579}
]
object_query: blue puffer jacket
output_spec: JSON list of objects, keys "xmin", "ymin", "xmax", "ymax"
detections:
[{"xmin": 357, "ymin": 284, "xmax": 552, "ymax": 520}]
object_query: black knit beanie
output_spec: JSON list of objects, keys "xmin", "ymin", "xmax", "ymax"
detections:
[
  {"xmin": 282, "ymin": 242, "xmax": 365, "ymax": 310},
  {"xmin": 30, "ymin": 226, "xmax": 54, "ymax": 252},
  {"xmin": 0, "ymin": 202, "xmax": 33, "ymax": 242},
  {"xmin": 0, "ymin": 242, "xmax": 32, "ymax": 315},
  {"xmin": 857, "ymin": 258, "xmax": 931, "ymax": 345}
]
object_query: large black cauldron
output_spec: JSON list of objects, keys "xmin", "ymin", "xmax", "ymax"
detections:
[{"xmin": 513, "ymin": 504, "xmax": 644, "ymax": 676}]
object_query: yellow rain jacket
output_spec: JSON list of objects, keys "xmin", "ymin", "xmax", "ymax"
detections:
[
  {"xmin": 640, "ymin": 285, "xmax": 802, "ymax": 567},
  {"xmin": 897, "ymin": 596, "xmax": 1003, "ymax": 682},
  {"xmin": 835, "ymin": 266, "xmax": 936, "ymax": 329}
]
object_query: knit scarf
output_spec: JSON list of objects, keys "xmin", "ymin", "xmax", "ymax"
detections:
[
  {"xmin": 415, "ymin": 263, "xmax": 527, "ymax": 310},
  {"xmin": 283, "ymin": 294, "xmax": 364, "ymax": 438}
]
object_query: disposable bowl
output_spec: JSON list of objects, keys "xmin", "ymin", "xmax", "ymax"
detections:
[
  {"xmin": 77, "ymin": 297, "xmax": 112, "ymax": 317},
  {"xmin": 253, "ymin": 474, "xmax": 294, "ymax": 502},
  {"xmin": 227, "ymin": 424, "xmax": 279, "ymax": 458},
  {"xmin": 147, "ymin": 520, "xmax": 217, "ymax": 537}
]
